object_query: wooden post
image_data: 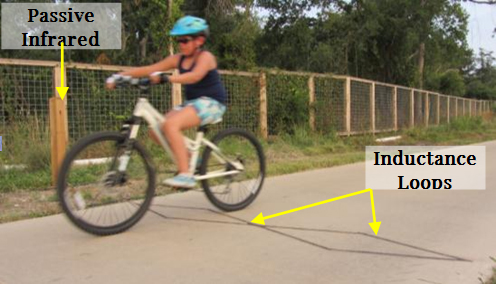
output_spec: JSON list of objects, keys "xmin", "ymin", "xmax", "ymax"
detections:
[
  {"xmin": 345, "ymin": 77, "xmax": 351, "ymax": 135},
  {"xmin": 308, "ymin": 76, "xmax": 315, "ymax": 131},
  {"xmin": 49, "ymin": 98, "xmax": 68, "ymax": 176},
  {"xmin": 393, "ymin": 87, "xmax": 398, "ymax": 131},
  {"xmin": 370, "ymin": 82, "xmax": 375, "ymax": 133},
  {"xmin": 171, "ymin": 78, "xmax": 182, "ymax": 107},
  {"xmin": 50, "ymin": 66, "xmax": 69, "ymax": 185},
  {"xmin": 455, "ymin": 99, "xmax": 458, "ymax": 117},
  {"xmin": 447, "ymin": 96, "xmax": 450, "ymax": 124},
  {"xmin": 53, "ymin": 66, "xmax": 69, "ymax": 135},
  {"xmin": 410, "ymin": 89, "xmax": 414, "ymax": 128},
  {"xmin": 436, "ymin": 94, "xmax": 440, "ymax": 125},
  {"xmin": 259, "ymin": 72, "xmax": 268, "ymax": 139},
  {"xmin": 469, "ymin": 100, "xmax": 472, "ymax": 117},
  {"xmin": 424, "ymin": 92, "xmax": 429, "ymax": 127}
]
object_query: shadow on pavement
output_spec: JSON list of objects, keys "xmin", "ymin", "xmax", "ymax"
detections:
[{"xmin": 148, "ymin": 204, "xmax": 469, "ymax": 263}]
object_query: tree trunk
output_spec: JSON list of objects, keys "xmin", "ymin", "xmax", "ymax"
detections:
[
  {"xmin": 418, "ymin": 42, "xmax": 425, "ymax": 89},
  {"xmin": 245, "ymin": 0, "xmax": 253, "ymax": 17},
  {"xmin": 140, "ymin": 34, "xmax": 148, "ymax": 60},
  {"xmin": 418, "ymin": 0, "xmax": 427, "ymax": 89}
]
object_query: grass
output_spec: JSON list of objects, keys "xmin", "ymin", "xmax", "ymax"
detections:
[{"xmin": 2, "ymin": 115, "xmax": 496, "ymax": 223}]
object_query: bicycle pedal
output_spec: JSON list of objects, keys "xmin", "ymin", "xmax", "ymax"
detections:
[{"xmin": 173, "ymin": 186, "xmax": 191, "ymax": 192}]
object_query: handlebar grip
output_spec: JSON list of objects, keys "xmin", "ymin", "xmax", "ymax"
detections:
[
  {"xmin": 107, "ymin": 74, "xmax": 151, "ymax": 88},
  {"xmin": 151, "ymin": 71, "xmax": 169, "ymax": 84}
]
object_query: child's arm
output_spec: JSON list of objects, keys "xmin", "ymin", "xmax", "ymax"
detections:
[
  {"xmin": 106, "ymin": 54, "xmax": 181, "ymax": 89},
  {"xmin": 120, "ymin": 54, "xmax": 181, "ymax": 77}
]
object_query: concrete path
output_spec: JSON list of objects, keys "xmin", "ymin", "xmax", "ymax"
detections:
[{"xmin": 1, "ymin": 141, "xmax": 496, "ymax": 284}]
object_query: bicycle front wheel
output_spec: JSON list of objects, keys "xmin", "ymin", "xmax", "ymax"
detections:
[
  {"xmin": 200, "ymin": 128, "xmax": 265, "ymax": 211},
  {"xmin": 57, "ymin": 132, "xmax": 155, "ymax": 236}
]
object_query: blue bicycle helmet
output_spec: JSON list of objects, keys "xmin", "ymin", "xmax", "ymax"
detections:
[{"xmin": 170, "ymin": 16, "xmax": 209, "ymax": 37}]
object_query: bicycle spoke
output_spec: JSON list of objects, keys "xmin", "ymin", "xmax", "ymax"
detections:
[
  {"xmin": 58, "ymin": 132, "xmax": 155, "ymax": 235},
  {"xmin": 201, "ymin": 129, "xmax": 265, "ymax": 211}
]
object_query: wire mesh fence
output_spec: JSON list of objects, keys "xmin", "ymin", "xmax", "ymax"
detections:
[
  {"xmin": 397, "ymin": 88, "xmax": 411, "ymax": 129},
  {"xmin": 0, "ymin": 58, "xmax": 493, "ymax": 163},
  {"xmin": 266, "ymin": 72, "xmax": 310, "ymax": 135},
  {"xmin": 67, "ymin": 67, "xmax": 173, "ymax": 141},
  {"xmin": 350, "ymin": 80, "xmax": 371, "ymax": 133},
  {"xmin": 449, "ymin": 97, "xmax": 463, "ymax": 121},
  {"xmin": 0, "ymin": 64, "xmax": 53, "ymax": 140},
  {"xmin": 314, "ymin": 76, "xmax": 345, "ymax": 133},
  {"xmin": 375, "ymin": 84, "xmax": 394, "ymax": 131},
  {"xmin": 216, "ymin": 72, "xmax": 260, "ymax": 135},
  {"xmin": 428, "ymin": 93, "xmax": 438, "ymax": 126},
  {"xmin": 440, "ymin": 95, "xmax": 448, "ymax": 124},
  {"xmin": 414, "ymin": 91, "xmax": 424, "ymax": 127}
]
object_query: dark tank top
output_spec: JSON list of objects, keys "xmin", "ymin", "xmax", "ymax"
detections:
[{"xmin": 178, "ymin": 52, "xmax": 227, "ymax": 104}]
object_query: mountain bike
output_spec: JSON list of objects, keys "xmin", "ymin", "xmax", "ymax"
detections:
[{"xmin": 57, "ymin": 77, "xmax": 265, "ymax": 236}]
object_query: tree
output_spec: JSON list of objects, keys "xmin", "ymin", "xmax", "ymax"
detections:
[
  {"xmin": 465, "ymin": 50, "xmax": 496, "ymax": 99},
  {"xmin": 182, "ymin": 0, "xmax": 259, "ymax": 69}
]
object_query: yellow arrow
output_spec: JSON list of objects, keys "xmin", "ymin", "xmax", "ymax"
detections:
[
  {"xmin": 368, "ymin": 189, "xmax": 381, "ymax": 235},
  {"xmin": 251, "ymin": 188, "xmax": 382, "ymax": 235},
  {"xmin": 56, "ymin": 42, "xmax": 69, "ymax": 100}
]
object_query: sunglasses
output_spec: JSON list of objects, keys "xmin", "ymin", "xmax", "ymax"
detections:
[{"xmin": 176, "ymin": 37, "xmax": 194, "ymax": 44}]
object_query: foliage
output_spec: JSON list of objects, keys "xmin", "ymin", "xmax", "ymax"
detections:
[
  {"xmin": 465, "ymin": 50, "xmax": 496, "ymax": 99},
  {"xmin": 266, "ymin": 73, "xmax": 309, "ymax": 135}
]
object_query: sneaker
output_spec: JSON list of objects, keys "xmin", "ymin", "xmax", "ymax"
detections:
[{"xmin": 163, "ymin": 173, "xmax": 196, "ymax": 188}]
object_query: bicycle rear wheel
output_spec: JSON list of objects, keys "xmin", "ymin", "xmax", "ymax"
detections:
[
  {"xmin": 200, "ymin": 128, "xmax": 265, "ymax": 211},
  {"xmin": 57, "ymin": 132, "xmax": 155, "ymax": 236}
]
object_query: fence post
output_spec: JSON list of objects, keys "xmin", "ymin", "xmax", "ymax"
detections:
[
  {"xmin": 455, "ymin": 98, "xmax": 458, "ymax": 117},
  {"xmin": 50, "ymin": 66, "xmax": 68, "ymax": 186},
  {"xmin": 393, "ymin": 86, "xmax": 398, "ymax": 131},
  {"xmin": 345, "ymin": 77, "xmax": 351, "ymax": 135},
  {"xmin": 259, "ymin": 72, "xmax": 268, "ymax": 139},
  {"xmin": 410, "ymin": 89, "xmax": 414, "ymax": 128},
  {"xmin": 469, "ymin": 100, "xmax": 472, "ymax": 117},
  {"xmin": 308, "ymin": 76, "xmax": 315, "ymax": 131},
  {"xmin": 424, "ymin": 92, "xmax": 429, "ymax": 127},
  {"xmin": 171, "ymin": 70, "xmax": 182, "ymax": 107},
  {"xmin": 447, "ymin": 96, "xmax": 450, "ymax": 123},
  {"xmin": 370, "ymin": 82, "xmax": 375, "ymax": 133},
  {"xmin": 436, "ymin": 94, "xmax": 440, "ymax": 125}
]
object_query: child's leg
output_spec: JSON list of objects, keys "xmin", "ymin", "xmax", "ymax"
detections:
[
  {"xmin": 161, "ymin": 106, "xmax": 201, "ymax": 174},
  {"xmin": 148, "ymin": 110, "xmax": 178, "ymax": 146}
]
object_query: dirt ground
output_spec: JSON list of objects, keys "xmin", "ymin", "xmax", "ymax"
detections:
[{"xmin": 0, "ymin": 189, "xmax": 60, "ymax": 223}]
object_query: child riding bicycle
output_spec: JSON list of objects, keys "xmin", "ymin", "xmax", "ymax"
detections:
[{"xmin": 106, "ymin": 16, "xmax": 227, "ymax": 189}]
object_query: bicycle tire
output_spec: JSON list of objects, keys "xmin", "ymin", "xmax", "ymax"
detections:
[
  {"xmin": 57, "ymin": 132, "xmax": 156, "ymax": 236},
  {"xmin": 200, "ymin": 128, "xmax": 265, "ymax": 211}
]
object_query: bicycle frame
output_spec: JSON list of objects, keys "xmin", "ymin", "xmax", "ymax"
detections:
[{"xmin": 122, "ymin": 97, "xmax": 244, "ymax": 181}]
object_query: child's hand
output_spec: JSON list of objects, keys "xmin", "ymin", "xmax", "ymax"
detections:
[
  {"xmin": 150, "ymin": 72, "xmax": 169, "ymax": 84},
  {"xmin": 105, "ymin": 74, "xmax": 121, "ymax": 89}
]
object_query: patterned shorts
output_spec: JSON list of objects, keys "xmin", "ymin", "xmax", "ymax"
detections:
[{"xmin": 173, "ymin": 96, "xmax": 226, "ymax": 126}]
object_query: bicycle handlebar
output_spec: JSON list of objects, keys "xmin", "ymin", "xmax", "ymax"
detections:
[
  {"xmin": 108, "ymin": 76, "xmax": 151, "ymax": 88},
  {"xmin": 107, "ymin": 72, "xmax": 169, "ymax": 88}
]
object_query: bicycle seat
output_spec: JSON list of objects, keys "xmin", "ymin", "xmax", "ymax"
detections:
[
  {"xmin": 210, "ymin": 118, "xmax": 223, "ymax": 125},
  {"xmin": 198, "ymin": 118, "xmax": 222, "ymax": 132}
]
